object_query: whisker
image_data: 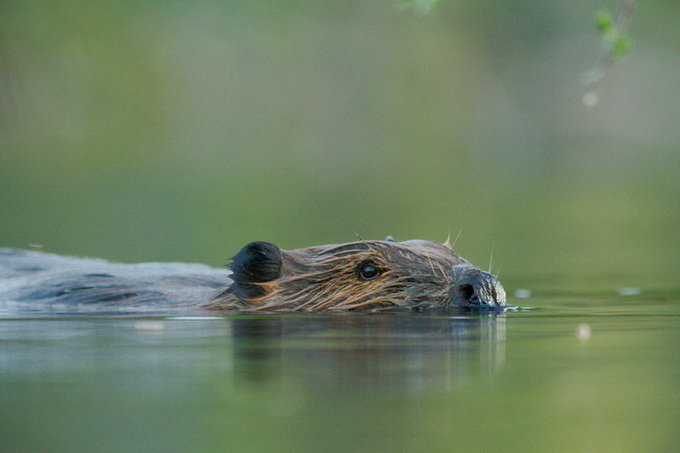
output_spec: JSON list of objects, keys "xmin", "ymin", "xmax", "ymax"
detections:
[
  {"xmin": 451, "ymin": 230, "xmax": 462, "ymax": 248},
  {"xmin": 443, "ymin": 226, "xmax": 453, "ymax": 249},
  {"xmin": 488, "ymin": 245, "xmax": 495, "ymax": 273}
]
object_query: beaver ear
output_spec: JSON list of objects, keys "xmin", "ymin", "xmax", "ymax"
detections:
[{"xmin": 229, "ymin": 241, "xmax": 283, "ymax": 299}]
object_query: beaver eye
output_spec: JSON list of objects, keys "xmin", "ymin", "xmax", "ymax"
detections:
[{"xmin": 358, "ymin": 262, "xmax": 380, "ymax": 281}]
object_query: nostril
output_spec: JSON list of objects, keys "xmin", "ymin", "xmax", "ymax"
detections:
[{"xmin": 459, "ymin": 284, "xmax": 478, "ymax": 304}]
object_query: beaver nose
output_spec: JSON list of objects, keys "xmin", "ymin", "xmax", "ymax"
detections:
[{"xmin": 454, "ymin": 267, "xmax": 506, "ymax": 307}]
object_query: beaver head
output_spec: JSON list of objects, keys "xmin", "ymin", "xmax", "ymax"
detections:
[{"xmin": 206, "ymin": 239, "xmax": 506, "ymax": 312}]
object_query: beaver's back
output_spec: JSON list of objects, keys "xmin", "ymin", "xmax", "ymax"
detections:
[{"xmin": 0, "ymin": 248, "xmax": 231, "ymax": 316}]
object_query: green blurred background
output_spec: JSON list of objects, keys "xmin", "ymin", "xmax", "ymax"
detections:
[{"xmin": 1, "ymin": 0, "xmax": 678, "ymax": 290}]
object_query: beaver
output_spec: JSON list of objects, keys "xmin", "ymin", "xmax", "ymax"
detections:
[{"xmin": 0, "ymin": 238, "xmax": 505, "ymax": 315}]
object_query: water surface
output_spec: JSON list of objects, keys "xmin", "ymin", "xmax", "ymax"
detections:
[{"xmin": 1, "ymin": 292, "xmax": 679, "ymax": 453}]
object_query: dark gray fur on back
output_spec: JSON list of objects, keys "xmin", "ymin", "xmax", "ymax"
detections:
[{"xmin": 0, "ymin": 248, "xmax": 232, "ymax": 316}]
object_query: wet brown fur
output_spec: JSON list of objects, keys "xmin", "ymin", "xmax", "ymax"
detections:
[{"xmin": 205, "ymin": 240, "xmax": 504, "ymax": 312}]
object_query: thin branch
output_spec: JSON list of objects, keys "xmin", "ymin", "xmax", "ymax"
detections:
[{"xmin": 582, "ymin": 0, "xmax": 636, "ymax": 107}]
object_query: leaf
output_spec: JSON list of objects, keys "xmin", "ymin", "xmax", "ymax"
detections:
[
  {"xmin": 595, "ymin": 11, "xmax": 614, "ymax": 33},
  {"xmin": 612, "ymin": 35, "xmax": 631, "ymax": 60}
]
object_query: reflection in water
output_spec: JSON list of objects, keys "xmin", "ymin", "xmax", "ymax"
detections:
[
  {"xmin": 0, "ymin": 312, "xmax": 506, "ymax": 396},
  {"xmin": 2, "ymin": 300, "xmax": 679, "ymax": 453},
  {"xmin": 227, "ymin": 313, "xmax": 506, "ymax": 393}
]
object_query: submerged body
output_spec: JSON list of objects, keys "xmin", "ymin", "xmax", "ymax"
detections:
[{"xmin": 0, "ymin": 239, "xmax": 505, "ymax": 315}]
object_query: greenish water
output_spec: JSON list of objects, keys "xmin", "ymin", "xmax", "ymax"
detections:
[{"xmin": 1, "ymin": 293, "xmax": 679, "ymax": 453}]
